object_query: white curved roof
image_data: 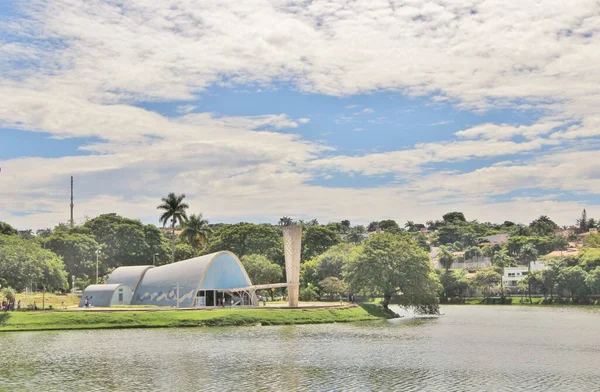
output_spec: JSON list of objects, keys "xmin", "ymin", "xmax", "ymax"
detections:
[
  {"xmin": 78, "ymin": 284, "xmax": 130, "ymax": 307},
  {"xmin": 107, "ymin": 265, "xmax": 153, "ymax": 293},
  {"xmin": 132, "ymin": 251, "xmax": 252, "ymax": 307}
]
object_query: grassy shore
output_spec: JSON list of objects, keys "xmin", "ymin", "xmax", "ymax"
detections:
[{"xmin": 0, "ymin": 305, "xmax": 386, "ymax": 332}]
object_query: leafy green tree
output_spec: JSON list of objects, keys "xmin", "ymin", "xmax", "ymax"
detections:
[
  {"xmin": 300, "ymin": 243, "xmax": 354, "ymax": 286},
  {"xmin": 518, "ymin": 243, "xmax": 539, "ymax": 302},
  {"xmin": 472, "ymin": 267, "xmax": 501, "ymax": 298},
  {"xmin": 577, "ymin": 209, "xmax": 588, "ymax": 233},
  {"xmin": 344, "ymin": 233, "xmax": 441, "ymax": 313},
  {"xmin": 84, "ymin": 214, "xmax": 169, "ymax": 268},
  {"xmin": 584, "ymin": 234, "xmax": 600, "ymax": 248},
  {"xmin": 0, "ymin": 222, "xmax": 17, "ymax": 236},
  {"xmin": 319, "ymin": 277, "xmax": 348, "ymax": 298},
  {"xmin": 207, "ymin": 223, "xmax": 283, "ymax": 264},
  {"xmin": 299, "ymin": 284, "xmax": 320, "ymax": 301},
  {"xmin": 438, "ymin": 269, "xmax": 470, "ymax": 299},
  {"xmin": 17, "ymin": 230, "xmax": 34, "ymax": 240},
  {"xmin": 465, "ymin": 246, "xmax": 482, "ymax": 263},
  {"xmin": 493, "ymin": 248, "xmax": 514, "ymax": 295},
  {"xmin": 378, "ymin": 219, "xmax": 402, "ymax": 234},
  {"xmin": 574, "ymin": 248, "xmax": 600, "ymax": 271},
  {"xmin": 559, "ymin": 266, "xmax": 589, "ymax": 299},
  {"xmin": 436, "ymin": 225, "xmax": 463, "ymax": 245},
  {"xmin": 43, "ymin": 233, "xmax": 100, "ymax": 288},
  {"xmin": 412, "ymin": 232, "xmax": 431, "ymax": 252},
  {"xmin": 585, "ymin": 267, "xmax": 600, "ymax": 295},
  {"xmin": 552, "ymin": 235, "xmax": 569, "ymax": 253},
  {"xmin": 278, "ymin": 216, "xmax": 294, "ymax": 226},
  {"xmin": 507, "ymin": 236, "xmax": 552, "ymax": 256},
  {"xmin": 541, "ymin": 259, "xmax": 565, "ymax": 298},
  {"xmin": 181, "ymin": 213, "xmax": 212, "ymax": 249},
  {"xmin": 241, "ymin": 255, "xmax": 283, "ymax": 299},
  {"xmin": 0, "ymin": 235, "xmax": 68, "ymax": 291},
  {"xmin": 437, "ymin": 245, "xmax": 455, "ymax": 272},
  {"xmin": 443, "ymin": 212, "xmax": 466, "ymax": 223},
  {"xmin": 174, "ymin": 243, "xmax": 198, "ymax": 262},
  {"xmin": 529, "ymin": 215, "xmax": 559, "ymax": 236},
  {"xmin": 345, "ymin": 226, "xmax": 366, "ymax": 244},
  {"xmin": 1, "ymin": 287, "xmax": 16, "ymax": 303},
  {"xmin": 158, "ymin": 193, "xmax": 189, "ymax": 263},
  {"xmin": 340, "ymin": 220, "xmax": 351, "ymax": 234},
  {"xmin": 302, "ymin": 226, "xmax": 342, "ymax": 261}
]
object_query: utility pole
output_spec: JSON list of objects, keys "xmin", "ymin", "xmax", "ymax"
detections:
[{"xmin": 70, "ymin": 176, "xmax": 74, "ymax": 228}]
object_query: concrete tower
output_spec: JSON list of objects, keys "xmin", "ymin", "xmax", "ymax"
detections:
[{"xmin": 282, "ymin": 225, "xmax": 302, "ymax": 307}]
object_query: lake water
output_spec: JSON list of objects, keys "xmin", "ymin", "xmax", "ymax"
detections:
[{"xmin": 1, "ymin": 306, "xmax": 600, "ymax": 391}]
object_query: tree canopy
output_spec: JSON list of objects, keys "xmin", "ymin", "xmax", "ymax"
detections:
[
  {"xmin": 0, "ymin": 235, "xmax": 67, "ymax": 291},
  {"xmin": 344, "ymin": 233, "xmax": 441, "ymax": 313}
]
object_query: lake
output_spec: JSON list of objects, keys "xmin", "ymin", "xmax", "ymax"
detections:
[{"xmin": 1, "ymin": 306, "xmax": 599, "ymax": 391}]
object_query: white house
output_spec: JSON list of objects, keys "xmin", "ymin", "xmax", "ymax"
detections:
[{"xmin": 503, "ymin": 263, "xmax": 546, "ymax": 293}]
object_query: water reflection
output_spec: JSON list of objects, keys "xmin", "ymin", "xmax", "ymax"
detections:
[{"xmin": 1, "ymin": 306, "xmax": 600, "ymax": 391}]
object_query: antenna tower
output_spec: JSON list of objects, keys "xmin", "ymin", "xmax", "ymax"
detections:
[{"xmin": 70, "ymin": 176, "xmax": 74, "ymax": 227}]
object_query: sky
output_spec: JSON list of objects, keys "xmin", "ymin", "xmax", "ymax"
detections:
[{"xmin": 1, "ymin": 0, "xmax": 600, "ymax": 230}]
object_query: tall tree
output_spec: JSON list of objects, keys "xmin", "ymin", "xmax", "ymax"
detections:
[
  {"xmin": 44, "ymin": 233, "xmax": 100, "ymax": 288},
  {"xmin": 302, "ymin": 226, "xmax": 342, "ymax": 261},
  {"xmin": 344, "ymin": 233, "xmax": 441, "ymax": 313},
  {"xmin": 438, "ymin": 245, "xmax": 455, "ymax": 272},
  {"xmin": 278, "ymin": 216, "xmax": 294, "ymax": 226},
  {"xmin": 0, "ymin": 221, "xmax": 17, "ymax": 236},
  {"xmin": 443, "ymin": 212, "xmax": 466, "ymax": 223},
  {"xmin": 473, "ymin": 267, "xmax": 501, "ymax": 298},
  {"xmin": 577, "ymin": 209, "xmax": 588, "ymax": 232},
  {"xmin": 518, "ymin": 243, "xmax": 539, "ymax": 302},
  {"xmin": 206, "ymin": 223, "xmax": 284, "ymax": 264},
  {"xmin": 157, "ymin": 193, "xmax": 189, "ymax": 263},
  {"xmin": 529, "ymin": 215, "xmax": 558, "ymax": 236},
  {"xmin": 181, "ymin": 213, "xmax": 212, "ymax": 249},
  {"xmin": 0, "ymin": 234, "xmax": 68, "ymax": 291}
]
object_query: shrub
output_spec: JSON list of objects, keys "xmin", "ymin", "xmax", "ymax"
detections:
[
  {"xmin": 299, "ymin": 285, "xmax": 320, "ymax": 301},
  {"xmin": 1, "ymin": 287, "xmax": 16, "ymax": 303}
]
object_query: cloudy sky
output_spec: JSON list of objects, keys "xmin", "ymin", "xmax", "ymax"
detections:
[{"xmin": 1, "ymin": 0, "xmax": 599, "ymax": 229}]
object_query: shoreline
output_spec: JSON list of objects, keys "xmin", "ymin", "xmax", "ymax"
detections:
[{"xmin": 0, "ymin": 304, "xmax": 389, "ymax": 333}]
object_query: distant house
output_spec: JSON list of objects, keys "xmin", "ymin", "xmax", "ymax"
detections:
[
  {"xmin": 503, "ymin": 263, "xmax": 545, "ymax": 293},
  {"xmin": 555, "ymin": 228, "xmax": 575, "ymax": 238},
  {"xmin": 484, "ymin": 233, "xmax": 510, "ymax": 245},
  {"xmin": 544, "ymin": 248, "xmax": 580, "ymax": 258}
]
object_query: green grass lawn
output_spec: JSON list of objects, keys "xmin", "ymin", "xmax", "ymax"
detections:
[{"xmin": 0, "ymin": 305, "xmax": 383, "ymax": 332}]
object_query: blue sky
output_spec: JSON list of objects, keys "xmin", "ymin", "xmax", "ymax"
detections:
[{"xmin": 1, "ymin": 0, "xmax": 600, "ymax": 229}]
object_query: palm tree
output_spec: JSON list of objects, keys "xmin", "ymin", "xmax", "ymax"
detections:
[
  {"xmin": 518, "ymin": 243, "xmax": 539, "ymax": 303},
  {"xmin": 278, "ymin": 216, "xmax": 294, "ymax": 226},
  {"xmin": 493, "ymin": 249, "xmax": 514, "ymax": 296},
  {"xmin": 405, "ymin": 221, "xmax": 416, "ymax": 232},
  {"xmin": 182, "ymin": 213, "xmax": 212, "ymax": 249},
  {"xmin": 438, "ymin": 245, "xmax": 455, "ymax": 272},
  {"xmin": 158, "ymin": 193, "xmax": 189, "ymax": 263}
]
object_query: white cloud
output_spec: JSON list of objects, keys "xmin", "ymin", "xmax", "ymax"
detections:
[
  {"xmin": 176, "ymin": 105, "xmax": 197, "ymax": 114},
  {"xmin": 1, "ymin": 0, "xmax": 600, "ymax": 229}
]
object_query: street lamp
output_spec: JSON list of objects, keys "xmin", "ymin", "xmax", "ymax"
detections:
[
  {"xmin": 95, "ymin": 249, "xmax": 101, "ymax": 284},
  {"xmin": 153, "ymin": 253, "xmax": 159, "ymax": 266}
]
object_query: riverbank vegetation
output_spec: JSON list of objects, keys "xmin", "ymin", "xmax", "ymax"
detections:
[
  {"xmin": 2, "ymin": 203, "xmax": 600, "ymax": 314},
  {"xmin": 0, "ymin": 306, "xmax": 381, "ymax": 332}
]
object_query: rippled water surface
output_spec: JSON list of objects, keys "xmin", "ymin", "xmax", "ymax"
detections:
[{"xmin": 1, "ymin": 306, "xmax": 600, "ymax": 391}]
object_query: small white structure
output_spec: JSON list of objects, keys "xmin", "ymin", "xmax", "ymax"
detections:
[
  {"xmin": 503, "ymin": 263, "xmax": 546, "ymax": 293},
  {"xmin": 79, "ymin": 284, "xmax": 133, "ymax": 307}
]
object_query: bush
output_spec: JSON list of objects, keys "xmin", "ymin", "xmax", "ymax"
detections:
[
  {"xmin": 1, "ymin": 287, "xmax": 16, "ymax": 303},
  {"xmin": 299, "ymin": 285, "xmax": 320, "ymax": 301}
]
